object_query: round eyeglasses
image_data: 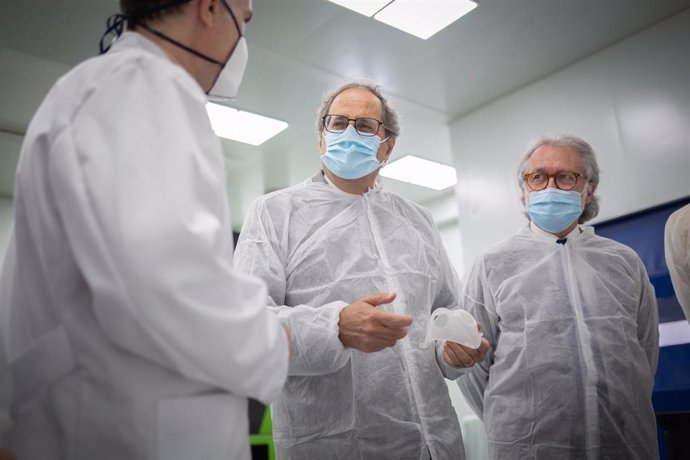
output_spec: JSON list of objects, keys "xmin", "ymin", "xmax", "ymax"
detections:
[
  {"xmin": 524, "ymin": 171, "xmax": 584, "ymax": 191},
  {"xmin": 322, "ymin": 115, "xmax": 386, "ymax": 137}
]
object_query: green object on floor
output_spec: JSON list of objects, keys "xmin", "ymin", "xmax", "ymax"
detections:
[{"xmin": 249, "ymin": 406, "xmax": 275, "ymax": 460}]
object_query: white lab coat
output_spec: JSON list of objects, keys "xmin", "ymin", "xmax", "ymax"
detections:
[
  {"xmin": 234, "ymin": 172, "xmax": 466, "ymax": 460},
  {"xmin": 0, "ymin": 32, "xmax": 288, "ymax": 460},
  {"xmin": 665, "ymin": 203, "xmax": 690, "ymax": 321},
  {"xmin": 457, "ymin": 224, "xmax": 659, "ymax": 460}
]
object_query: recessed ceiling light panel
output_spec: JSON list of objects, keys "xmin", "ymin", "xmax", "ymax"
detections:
[
  {"xmin": 206, "ymin": 103, "xmax": 288, "ymax": 146},
  {"xmin": 374, "ymin": 0, "xmax": 477, "ymax": 39},
  {"xmin": 327, "ymin": 0, "xmax": 392, "ymax": 17},
  {"xmin": 380, "ymin": 155, "xmax": 457, "ymax": 190}
]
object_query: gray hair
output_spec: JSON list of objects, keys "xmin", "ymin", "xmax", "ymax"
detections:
[
  {"xmin": 315, "ymin": 79, "xmax": 401, "ymax": 138},
  {"xmin": 517, "ymin": 134, "xmax": 601, "ymax": 223}
]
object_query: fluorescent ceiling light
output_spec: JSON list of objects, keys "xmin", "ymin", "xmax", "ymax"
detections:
[
  {"xmin": 374, "ymin": 0, "xmax": 477, "ymax": 40},
  {"xmin": 381, "ymin": 155, "xmax": 457, "ymax": 190},
  {"xmin": 205, "ymin": 103, "xmax": 288, "ymax": 146},
  {"xmin": 327, "ymin": 0, "xmax": 391, "ymax": 17}
]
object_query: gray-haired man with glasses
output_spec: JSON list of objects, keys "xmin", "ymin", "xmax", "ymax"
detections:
[
  {"xmin": 234, "ymin": 80, "xmax": 489, "ymax": 459},
  {"xmin": 456, "ymin": 134, "xmax": 659, "ymax": 459}
]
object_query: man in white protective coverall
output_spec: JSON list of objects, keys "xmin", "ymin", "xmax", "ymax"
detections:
[
  {"xmin": 457, "ymin": 134, "xmax": 660, "ymax": 459},
  {"xmin": 665, "ymin": 203, "xmax": 690, "ymax": 322},
  {"xmin": 0, "ymin": 1, "xmax": 291, "ymax": 459},
  {"xmin": 234, "ymin": 79, "xmax": 490, "ymax": 460}
]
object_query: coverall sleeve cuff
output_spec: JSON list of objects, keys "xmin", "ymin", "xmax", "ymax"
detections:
[
  {"xmin": 280, "ymin": 300, "xmax": 352, "ymax": 376},
  {"xmin": 327, "ymin": 300, "xmax": 352, "ymax": 353}
]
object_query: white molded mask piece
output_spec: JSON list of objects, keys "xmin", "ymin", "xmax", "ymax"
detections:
[{"xmin": 424, "ymin": 308, "xmax": 481, "ymax": 349}]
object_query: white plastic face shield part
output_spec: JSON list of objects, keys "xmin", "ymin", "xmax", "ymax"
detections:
[{"xmin": 423, "ymin": 308, "xmax": 482, "ymax": 349}]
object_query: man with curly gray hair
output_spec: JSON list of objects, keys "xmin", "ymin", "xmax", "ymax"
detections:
[
  {"xmin": 235, "ymin": 80, "xmax": 489, "ymax": 459},
  {"xmin": 457, "ymin": 134, "xmax": 659, "ymax": 459}
]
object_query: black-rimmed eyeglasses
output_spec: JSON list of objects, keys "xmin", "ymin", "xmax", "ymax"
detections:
[{"xmin": 322, "ymin": 115, "xmax": 386, "ymax": 137}]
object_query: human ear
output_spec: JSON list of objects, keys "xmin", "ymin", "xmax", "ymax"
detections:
[
  {"xmin": 382, "ymin": 136, "xmax": 395, "ymax": 161},
  {"xmin": 198, "ymin": 0, "xmax": 216, "ymax": 28}
]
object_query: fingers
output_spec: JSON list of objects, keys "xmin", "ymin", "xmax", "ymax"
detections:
[
  {"xmin": 444, "ymin": 341, "xmax": 474, "ymax": 367},
  {"xmin": 376, "ymin": 324, "xmax": 410, "ymax": 341},
  {"xmin": 477, "ymin": 337, "xmax": 490, "ymax": 355},
  {"xmin": 362, "ymin": 314, "xmax": 410, "ymax": 343},
  {"xmin": 360, "ymin": 291, "xmax": 397, "ymax": 306},
  {"xmin": 354, "ymin": 292, "xmax": 411, "ymax": 328},
  {"xmin": 461, "ymin": 340, "xmax": 486, "ymax": 362},
  {"xmin": 444, "ymin": 344, "xmax": 470, "ymax": 368},
  {"xmin": 444, "ymin": 340, "xmax": 488, "ymax": 368},
  {"xmin": 339, "ymin": 294, "xmax": 410, "ymax": 352},
  {"xmin": 443, "ymin": 320, "xmax": 489, "ymax": 368},
  {"xmin": 375, "ymin": 309, "xmax": 413, "ymax": 329},
  {"xmin": 358, "ymin": 333, "xmax": 405, "ymax": 352}
]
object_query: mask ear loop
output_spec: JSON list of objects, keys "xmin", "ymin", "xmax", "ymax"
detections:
[{"xmin": 377, "ymin": 130, "xmax": 393, "ymax": 169}]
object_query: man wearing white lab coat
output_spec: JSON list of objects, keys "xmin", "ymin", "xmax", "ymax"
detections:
[{"xmin": 0, "ymin": 1, "xmax": 290, "ymax": 459}]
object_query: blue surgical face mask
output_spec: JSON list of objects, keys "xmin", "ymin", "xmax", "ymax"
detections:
[
  {"xmin": 322, "ymin": 126, "xmax": 386, "ymax": 180},
  {"xmin": 527, "ymin": 188, "xmax": 584, "ymax": 233}
]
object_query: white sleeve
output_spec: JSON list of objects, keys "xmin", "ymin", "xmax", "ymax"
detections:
[
  {"xmin": 234, "ymin": 198, "xmax": 352, "ymax": 376},
  {"xmin": 665, "ymin": 205, "xmax": 690, "ymax": 320},
  {"xmin": 637, "ymin": 262, "xmax": 659, "ymax": 377},
  {"xmin": 49, "ymin": 60, "xmax": 287, "ymax": 404}
]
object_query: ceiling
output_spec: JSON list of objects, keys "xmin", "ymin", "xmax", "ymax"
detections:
[{"xmin": 1, "ymin": 0, "xmax": 689, "ymax": 208}]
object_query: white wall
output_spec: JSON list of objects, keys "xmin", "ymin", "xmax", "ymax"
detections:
[
  {"xmin": 226, "ymin": 156, "xmax": 266, "ymax": 232},
  {"xmin": 449, "ymin": 9, "xmax": 690, "ymax": 270},
  {"xmin": 0, "ymin": 130, "xmax": 20, "ymax": 261}
]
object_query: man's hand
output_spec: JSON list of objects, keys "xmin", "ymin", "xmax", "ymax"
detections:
[
  {"xmin": 338, "ymin": 292, "xmax": 413, "ymax": 352},
  {"xmin": 443, "ymin": 322, "xmax": 490, "ymax": 368},
  {"xmin": 0, "ymin": 449, "xmax": 15, "ymax": 460}
]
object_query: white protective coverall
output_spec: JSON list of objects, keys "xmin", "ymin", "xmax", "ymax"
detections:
[
  {"xmin": 457, "ymin": 223, "xmax": 659, "ymax": 460},
  {"xmin": 0, "ymin": 32, "xmax": 288, "ymax": 460},
  {"xmin": 665, "ymin": 204, "xmax": 690, "ymax": 320},
  {"xmin": 234, "ymin": 172, "xmax": 467, "ymax": 460}
]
